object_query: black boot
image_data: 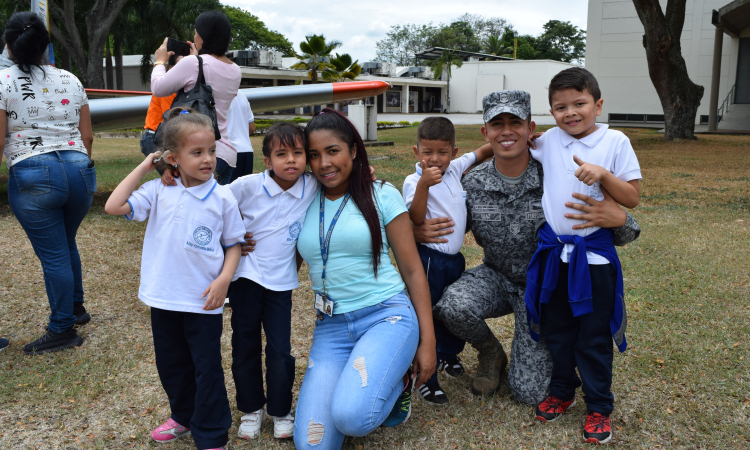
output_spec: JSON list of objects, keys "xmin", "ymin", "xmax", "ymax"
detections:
[
  {"xmin": 24, "ymin": 328, "xmax": 83, "ymax": 355},
  {"xmin": 73, "ymin": 302, "xmax": 91, "ymax": 325}
]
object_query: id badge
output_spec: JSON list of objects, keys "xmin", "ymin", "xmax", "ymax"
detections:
[{"xmin": 314, "ymin": 292, "xmax": 334, "ymax": 317}]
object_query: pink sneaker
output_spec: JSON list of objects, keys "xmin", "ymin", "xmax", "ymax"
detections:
[{"xmin": 152, "ymin": 417, "xmax": 191, "ymax": 443}]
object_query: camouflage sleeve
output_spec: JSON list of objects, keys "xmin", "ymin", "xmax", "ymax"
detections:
[{"xmin": 613, "ymin": 212, "xmax": 641, "ymax": 246}]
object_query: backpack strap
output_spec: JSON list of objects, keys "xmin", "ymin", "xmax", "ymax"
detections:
[{"xmin": 194, "ymin": 56, "xmax": 205, "ymax": 93}]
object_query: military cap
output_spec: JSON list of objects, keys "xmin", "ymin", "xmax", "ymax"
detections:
[{"xmin": 482, "ymin": 90, "xmax": 531, "ymax": 122}]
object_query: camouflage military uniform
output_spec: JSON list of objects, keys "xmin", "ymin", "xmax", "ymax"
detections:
[{"xmin": 434, "ymin": 157, "xmax": 641, "ymax": 405}]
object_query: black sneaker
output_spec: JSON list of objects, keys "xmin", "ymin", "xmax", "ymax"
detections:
[
  {"xmin": 0, "ymin": 337, "xmax": 9, "ymax": 352},
  {"xmin": 438, "ymin": 356, "xmax": 466, "ymax": 378},
  {"xmin": 73, "ymin": 303, "xmax": 91, "ymax": 325},
  {"xmin": 416, "ymin": 381, "xmax": 449, "ymax": 406},
  {"xmin": 24, "ymin": 328, "xmax": 83, "ymax": 355}
]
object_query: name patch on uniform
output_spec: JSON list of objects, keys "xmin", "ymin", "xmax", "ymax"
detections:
[
  {"xmin": 526, "ymin": 199, "xmax": 543, "ymax": 220},
  {"xmin": 472, "ymin": 205, "xmax": 502, "ymax": 222}
]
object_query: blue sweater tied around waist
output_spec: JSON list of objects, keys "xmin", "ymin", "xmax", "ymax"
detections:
[{"xmin": 524, "ymin": 223, "xmax": 627, "ymax": 353}]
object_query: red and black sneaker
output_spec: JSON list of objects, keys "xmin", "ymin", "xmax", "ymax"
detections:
[
  {"xmin": 583, "ymin": 411, "xmax": 612, "ymax": 444},
  {"xmin": 535, "ymin": 394, "xmax": 576, "ymax": 422}
]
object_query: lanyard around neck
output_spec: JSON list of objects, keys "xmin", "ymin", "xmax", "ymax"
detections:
[{"xmin": 319, "ymin": 188, "xmax": 351, "ymax": 293}]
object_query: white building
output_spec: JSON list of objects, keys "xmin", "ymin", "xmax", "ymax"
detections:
[
  {"xmin": 585, "ymin": 0, "xmax": 750, "ymax": 129},
  {"xmin": 102, "ymin": 49, "xmax": 577, "ymax": 118}
]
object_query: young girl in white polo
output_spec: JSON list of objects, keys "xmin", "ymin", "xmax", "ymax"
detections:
[
  {"xmin": 105, "ymin": 107, "xmax": 245, "ymax": 450},
  {"xmin": 227, "ymin": 122, "xmax": 320, "ymax": 440}
]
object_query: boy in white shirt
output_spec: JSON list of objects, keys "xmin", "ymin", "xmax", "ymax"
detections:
[
  {"xmin": 402, "ymin": 117, "xmax": 493, "ymax": 405},
  {"xmin": 227, "ymin": 122, "xmax": 319, "ymax": 440},
  {"xmin": 523, "ymin": 68, "xmax": 641, "ymax": 444}
]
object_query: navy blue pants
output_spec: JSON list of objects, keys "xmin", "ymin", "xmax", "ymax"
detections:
[
  {"xmin": 229, "ymin": 152, "xmax": 254, "ymax": 183},
  {"xmin": 542, "ymin": 263, "xmax": 616, "ymax": 415},
  {"xmin": 229, "ymin": 277, "xmax": 295, "ymax": 417},
  {"xmin": 151, "ymin": 307, "xmax": 231, "ymax": 449},
  {"xmin": 417, "ymin": 244, "xmax": 467, "ymax": 383}
]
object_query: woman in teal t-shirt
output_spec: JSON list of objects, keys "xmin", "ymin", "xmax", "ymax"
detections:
[{"xmin": 294, "ymin": 109, "xmax": 435, "ymax": 449}]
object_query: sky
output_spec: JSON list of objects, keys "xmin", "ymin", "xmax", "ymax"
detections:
[{"xmin": 224, "ymin": 0, "xmax": 589, "ymax": 62}]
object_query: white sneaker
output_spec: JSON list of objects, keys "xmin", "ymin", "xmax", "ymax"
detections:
[
  {"xmin": 271, "ymin": 413, "xmax": 294, "ymax": 439},
  {"xmin": 238, "ymin": 408, "xmax": 266, "ymax": 439}
]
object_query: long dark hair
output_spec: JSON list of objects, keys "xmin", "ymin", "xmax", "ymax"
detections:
[
  {"xmin": 306, "ymin": 108, "xmax": 384, "ymax": 276},
  {"xmin": 194, "ymin": 10, "xmax": 231, "ymax": 56},
  {"xmin": 3, "ymin": 12, "xmax": 49, "ymax": 75}
]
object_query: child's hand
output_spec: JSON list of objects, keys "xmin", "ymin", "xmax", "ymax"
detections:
[
  {"xmin": 161, "ymin": 166, "xmax": 179, "ymax": 186},
  {"xmin": 141, "ymin": 151, "xmax": 162, "ymax": 172},
  {"xmin": 202, "ymin": 277, "xmax": 230, "ymax": 311},
  {"xmin": 418, "ymin": 160, "xmax": 442, "ymax": 188},
  {"xmin": 573, "ymin": 155, "xmax": 609, "ymax": 186},
  {"xmin": 528, "ymin": 131, "xmax": 544, "ymax": 150}
]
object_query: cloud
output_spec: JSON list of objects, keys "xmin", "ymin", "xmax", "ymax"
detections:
[{"xmin": 225, "ymin": 0, "xmax": 589, "ymax": 61}]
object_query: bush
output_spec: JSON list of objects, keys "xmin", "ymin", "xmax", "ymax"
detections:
[
  {"xmin": 411, "ymin": 121, "xmax": 420, "ymax": 126},
  {"xmin": 398, "ymin": 120, "xmax": 411, "ymax": 126}
]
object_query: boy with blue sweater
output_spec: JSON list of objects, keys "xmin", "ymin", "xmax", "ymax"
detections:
[{"xmin": 525, "ymin": 67, "xmax": 641, "ymax": 444}]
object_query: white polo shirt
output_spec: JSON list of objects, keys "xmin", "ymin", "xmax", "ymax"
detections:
[
  {"xmin": 530, "ymin": 125, "xmax": 642, "ymax": 264},
  {"xmin": 228, "ymin": 171, "xmax": 321, "ymax": 291},
  {"xmin": 402, "ymin": 151, "xmax": 477, "ymax": 255},
  {"xmin": 126, "ymin": 178, "xmax": 246, "ymax": 314},
  {"xmin": 227, "ymin": 94, "xmax": 254, "ymax": 153}
]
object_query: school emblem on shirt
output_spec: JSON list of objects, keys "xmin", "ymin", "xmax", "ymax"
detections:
[
  {"xmin": 287, "ymin": 221, "xmax": 302, "ymax": 241},
  {"xmin": 509, "ymin": 222, "xmax": 521, "ymax": 235},
  {"xmin": 193, "ymin": 226, "xmax": 213, "ymax": 246},
  {"xmin": 588, "ymin": 181, "xmax": 605, "ymax": 201}
]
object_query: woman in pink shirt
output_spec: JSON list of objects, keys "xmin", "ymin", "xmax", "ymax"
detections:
[{"xmin": 151, "ymin": 10, "xmax": 241, "ymax": 185}]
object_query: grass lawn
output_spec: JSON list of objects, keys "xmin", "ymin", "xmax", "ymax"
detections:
[{"xmin": 0, "ymin": 125, "xmax": 749, "ymax": 449}]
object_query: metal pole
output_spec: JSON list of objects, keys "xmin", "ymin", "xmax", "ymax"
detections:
[{"xmin": 708, "ymin": 24, "xmax": 724, "ymax": 132}]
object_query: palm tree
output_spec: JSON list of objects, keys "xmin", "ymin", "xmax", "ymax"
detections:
[
  {"xmin": 321, "ymin": 53, "xmax": 362, "ymax": 83},
  {"xmin": 290, "ymin": 34, "xmax": 342, "ymax": 83},
  {"xmin": 486, "ymin": 35, "xmax": 513, "ymax": 59},
  {"xmin": 430, "ymin": 48, "xmax": 463, "ymax": 113}
]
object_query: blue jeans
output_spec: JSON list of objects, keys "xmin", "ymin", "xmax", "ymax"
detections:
[
  {"xmin": 215, "ymin": 157, "xmax": 233, "ymax": 186},
  {"xmin": 293, "ymin": 291, "xmax": 419, "ymax": 449},
  {"xmin": 8, "ymin": 151, "xmax": 95, "ymax": 333}
]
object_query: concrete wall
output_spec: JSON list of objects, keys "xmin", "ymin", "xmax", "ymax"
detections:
[
  {"xmin": 103, "ymin": 66, "xmax": 150, "ymax": 92},
  {"xmin": 447, "ymin": 60, "xmax": 577, "ymax": 114},
  {"xmin": 585, "ymin": 0, "xmax": 739, "ymax": 124}
]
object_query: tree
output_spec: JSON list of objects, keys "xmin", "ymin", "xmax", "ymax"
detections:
[
  {"xmin": 455, "ymin": 14, "xmax": 509, "ymax": 50},
  {"xmin": 375, "ymin": 23, "xmax": 436, "ymax": 65},
  {"xmin": 321, "ymin": 53, "xmax": 362, "ymax": 83},
  {"xmin": 427, "ymin": 21, "xmax": 481, "ymax": 52},
  {"xmin": 430, "ymin": 48, "xmax": 463, "ymax": 112},
  {"xmin": 223, "ymin": 5, "xmax": 293, "ymax": 55},
  {"xmin": 535, "ymin": 20, "xmax": 586, "ymax": 63},
  {"xmin": 632, "ymin": 0, "xmax": 703, "ymax": 140},
  {"xmin": 486, "ymin": 35, "xmax": 513, "ymax": 58},
  {"xmin": 48, "ymin": 0, "xmax": 131, "ymax": 88},
  {"xmin": 290, "ymin": 34, "xmax": 341, "ymax": 83},
  {"xmin": 120, "ymin": 0, "xmax": 220, "ymax": 85}
]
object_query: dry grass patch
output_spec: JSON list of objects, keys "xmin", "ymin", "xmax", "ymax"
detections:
[{"xmin": 1, "ymin": 126, "xmax": 749, "ymax": 449}]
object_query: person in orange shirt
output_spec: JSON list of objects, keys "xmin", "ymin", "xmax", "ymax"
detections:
[{"xmin": 140, "ymin": 92, "xmax": 176, "ymax": 173}]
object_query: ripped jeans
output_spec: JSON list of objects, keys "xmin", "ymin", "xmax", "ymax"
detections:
[{"xmin": 293, "ymin": 291, "xmax": 418, "ymax": 449}]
